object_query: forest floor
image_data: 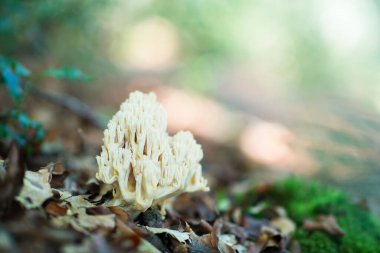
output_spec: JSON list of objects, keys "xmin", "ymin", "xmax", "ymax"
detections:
[
  {"xmin": 1, "ymin": 58, "xmax": 380, "ymax": 252},
  {"xmin": 1, "ymin": 84, "xmax": 380, "ymax": 253}
]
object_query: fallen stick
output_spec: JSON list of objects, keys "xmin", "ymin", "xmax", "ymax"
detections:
[{"xmin": 30, "ymin": 86, "xmax": 106, "ymax": 129}]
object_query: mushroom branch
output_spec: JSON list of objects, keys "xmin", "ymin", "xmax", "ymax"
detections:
[{"xmin": 96, "ymin": 91, "xmax": 209, "ymax": 215}]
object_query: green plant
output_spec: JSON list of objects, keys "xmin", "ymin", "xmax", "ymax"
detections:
[
  {"xmin": 0, "ymin": 55, "xmax": 89, "ymax": 151},
  {"xmin": 0, "ymin": 56, "xmax": 44, "ymax": 150}
]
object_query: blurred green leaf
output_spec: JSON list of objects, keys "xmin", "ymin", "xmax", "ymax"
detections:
[
  {"xmin": 17, "ymin": 112, "xmax": 30, "ymax": 129},
  {"xmin": 0, "ymin": 110, "xmax": 45, "ymax": 147},
  {"xmin": 14, "ymin": 62, "xmax": 30, "ymax": 77},
  {"xmin": 0, "ymin": 61, "xmax": 23, "ymax": 101},
  {"xmin": 216, "ymin": 191, "xmax": 231, "ymax": 212},
  {"xmin": 0, "ymin": 123, "xmax": 26, "ymax": 146},
  {"xmin": 44, "ymin": 67, "xmax": 90, "ymax": 82}
]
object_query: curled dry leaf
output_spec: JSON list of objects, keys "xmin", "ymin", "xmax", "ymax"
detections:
[
  {"xmin": 145, "ymin": 227, "xmax": 190, "ymax": 243},
  {"xmin": 302, "ymin": 215, "xmax": 345, "ymax": 236},
  {"xmin": 16, "ymin": 169, "xmax": 53, "ymax": 209}
]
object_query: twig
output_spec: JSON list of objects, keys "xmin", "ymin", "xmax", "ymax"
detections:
[{"xmin": 29, "ymin": 86, "xmax": 106, "ymax": 129}]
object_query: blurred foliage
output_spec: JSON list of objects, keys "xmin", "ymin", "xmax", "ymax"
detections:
[
  {"xmin": 2, "ymin": 0, "xmax": 380, "ymax": 99},
  {"xmin": 0, "ymin": 0, "xmax": 110, "ymax": 75},
  {"xmin": 0, "ymin": 56, "xmax": 89, "ymax": 151},
  {"xmin": 0, "ymin": 57, "xmax": 29, "ymax": 101},
  {"xmin": 145, "ymin": 0, "xmax": 240, "ymax": 92},
  {"xmin": 0, "ymin": 56, "xmax": 44, "ymax": 149},
  {"xmin": 44, "ymin": 67, "xmax": 90, "ymax": 82},
  {"xmin": 0, "ymin": 110, "xmax": 44, "ymax": 149}
]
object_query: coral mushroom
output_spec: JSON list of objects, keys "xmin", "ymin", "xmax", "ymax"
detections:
[{"xmin": 96, "ymin": 91, "xmax": 209, "ymax": 213}]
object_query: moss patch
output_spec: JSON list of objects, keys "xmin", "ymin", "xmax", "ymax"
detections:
[{"xmin": 269, "ymin": 178, "xmax": 380, "ymax": 253}]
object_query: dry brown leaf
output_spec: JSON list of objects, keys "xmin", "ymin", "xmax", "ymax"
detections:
[
  {"xmin": 197, "ymin": 233, "xmax": 216, "ymax": 250},
  {"xmin": 45, "ymin": 201, "xmax": 68, "ymax": 216},
  {"xmin": 51, "ymin": 162, "xmax": 65, "ymax": 175},
  {"xmin": 217, "ymin": 234, "xmax": 245, "ymax": 253},
  {"xmin": 62, "ymin": 195, "xmax": 95, "ymax": 215},
  {"xmin": 302, "ymin": 215, "xmax": 345, "ymax": 236},
  {"xmin": 184, "ymin": 222, "xmax": 191, "ymax": 233},
  {"xmin": 145, "ymin": 226, "xmax": 190, "ymax": 243},
  {"xmin": 16, "ymin": 169, "xmax": 53, "ymax": 209},
  {"xmin": 42, "ymin": 162, "xmax": 69, "ymax": 188}
]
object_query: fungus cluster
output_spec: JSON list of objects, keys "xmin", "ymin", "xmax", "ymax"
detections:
[{"xmin": 96, "ymin": 91, "xmax": 209, "ymax": 213}]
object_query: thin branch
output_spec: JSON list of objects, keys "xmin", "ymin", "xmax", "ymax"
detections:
[{"xmin": 29, "ymin": 86, "xmax": 106, "ymax": 129}]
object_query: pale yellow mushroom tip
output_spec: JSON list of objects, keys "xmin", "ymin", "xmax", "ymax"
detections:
[{"xmin": 96, "ymin": 90, "xmax": 209, "ymax": 213}]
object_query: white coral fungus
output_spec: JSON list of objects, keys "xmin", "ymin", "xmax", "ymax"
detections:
[{"xmin": 96, "ymin": 91, "xmax": 209, "ymax": 212}]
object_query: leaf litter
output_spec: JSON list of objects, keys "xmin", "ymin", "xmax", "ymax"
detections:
[{"xmin": 0, "ymin": 143, "xmax": 349, "ymax": 253}]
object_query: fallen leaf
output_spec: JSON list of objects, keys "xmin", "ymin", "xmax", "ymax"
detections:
[
  {"xmin": 76, "ymin": 213, "xmax": 116, "ymax": 232},
  {"xmin": 109, "ymin": 206, "xmax": 129, "ymax": 222},
  {"xmin": 63, "ymin": 195, "xmax": 95, "ymax": 215},
  {"xmin": 145, "ymin": 226, "xmax": 190, "ymax": 243},
  {"xmin": 189, "ymin": 238, "xmax": 216, "ymax": 253},
  {"xmin": 172, "ymin": 193, "xmax": 217, "ymax": 222},
  {"xmin": 217, "ymin": 234, "xmax": 245, "ymax": 253},
  {"xmin": 16, "ymin": 169, "xmax": 53, "ymax": 209},
  {"xmin": 43, "ymin": 162, "xmax": 69, "ymax": 188},
  {"xmin": 45, "ymin": 201, "xmax": 68, "ymax": 216},
  {"xmin": 50, "ymin": 162, "xmax": 65, "ymax": 175},
  {"xmin": 270, "ymin": 217, "xmax": 296, "ymax": 236},
  {"xmin": 53, "ymin": 189, "xmax": 73, "ymax": 199},
  {"xmin": 222, "ymin": 221, "xmax": 248, "ymax": 243},
  {"xmin": 52, "ymin": 213, "xmax": 116, "ymax": 233},
  {"xmin": 243, "ymin": 216, "xmax": 269, "ymax": 240},
  {"xmin": 302, "ymin": 215, "xmax": 345, "ymax": 236}
]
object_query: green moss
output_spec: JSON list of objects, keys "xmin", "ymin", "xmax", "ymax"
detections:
[
  {"xmin": 269, "ymin": 177, "xmax": 380, "ymax": 253},
  {"xmin": 296, "ymin": 230, "xmax": 338, "ymax": 253}
]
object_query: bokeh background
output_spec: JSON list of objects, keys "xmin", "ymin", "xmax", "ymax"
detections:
[{"xmin": 2, "ymin": 0, "xmax": 380, "ymax": 214}]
